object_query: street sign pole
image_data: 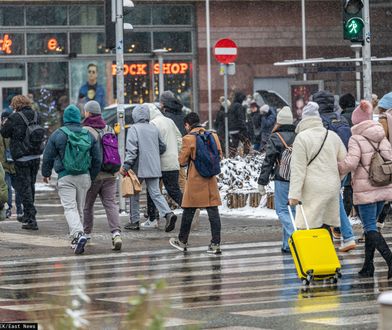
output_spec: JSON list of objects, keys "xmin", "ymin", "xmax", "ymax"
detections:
[
  {"xmin": 362, "ymin": 0, "xmax": 372, "ymax": 102},
  {"xmin": 223, "ymin": 64, "xmax": 229, "ymax": 158},
  {"xmin": 115, "ymin": 0, "xmax": 126, "ymax": 212}
]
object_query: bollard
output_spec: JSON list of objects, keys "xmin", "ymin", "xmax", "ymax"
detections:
[{"xmin": 378, "ymin": 291, "xmax": 392, "ymax": 329}]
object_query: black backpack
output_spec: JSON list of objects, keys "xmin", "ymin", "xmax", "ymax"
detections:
[{"xmin": 18, "ymin": 112, "xmax": 46, "ymax": 155}]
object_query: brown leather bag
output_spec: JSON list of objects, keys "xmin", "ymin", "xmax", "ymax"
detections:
[{"xmin": 121, "ymin": 169, "xmax": 142, "ymax": 197}]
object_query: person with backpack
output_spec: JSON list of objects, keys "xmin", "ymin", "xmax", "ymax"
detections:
[
  {"xmin": 257, "ymin": 106, "xmax": 296, "ymax": 253},
  {"xmin": 82, "ymin": 101, "xmax": 122, "ymax": 250},
  {"xmin": 0, "ymin": 111, "xmax": 23, "ymax": 220},
  {"xmin": 120, "ymin": 104, "xmax": 177, "ymax": 232},
  {"xmin": 41, "ymin": 104, "xmax": 101, "ymax": 255},
  {"xmin": 338, "ymin": 100, "xmax": 392, "ymax": 279},
  {"xmin": 169, "ymin": 112, "xmax": 223, "ymax": 254},
  {"xmin": 313, "ymin": 90, "xmax": 356, "ymax": 252},
  {"xmin": 288, "ymin": 102, "xmax": 346, "ymax": 232},
  {"xmin": 143, "ymin": 103, "xmax": 183, "ymax": 229},
  {"xmin": 0, "ymin": 95, "xmax": 45, "ymax": 230}
]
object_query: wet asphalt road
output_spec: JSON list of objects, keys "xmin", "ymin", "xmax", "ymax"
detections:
[{"xmin": 0, "ymin": 188, "xmax": 391, "ymax": 329}]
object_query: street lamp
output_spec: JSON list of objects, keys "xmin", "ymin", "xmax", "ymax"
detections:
[{"xmin": 152, "ymin": 49, "xmax": 168, "ymax": 97}]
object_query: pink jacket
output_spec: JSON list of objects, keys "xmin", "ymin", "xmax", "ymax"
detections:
[{"xmin": 338, "ymin": 120, "xmax": 392, "ymax": 205}]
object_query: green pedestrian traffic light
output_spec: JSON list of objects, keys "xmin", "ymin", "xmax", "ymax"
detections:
[{"xmin": 342, "ymin": 0, "xmax": 364, "ymax": 42}]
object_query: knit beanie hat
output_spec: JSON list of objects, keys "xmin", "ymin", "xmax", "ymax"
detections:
[
  {"xmin": 63, "ymin": 104, "xmax": 81, "ymax": 124},
  {"xmin": 378, "ymin": 92, "xmax": 392, "ymax": 110},
  {"xmin": 302, "ymin": 101, "xmax": 320, "ymax": 118},
  {"xmin": 352, "ymin": 100, "xmax": 373, "ymax": 125},
  {"xmin": 277, "ymin": 106, "xmax": 293, "ymax": 125},
  {"xmin": 159, "ymin": 90, "xmax": 176, "ymax": 106},
  {"xmin": 84, "ymin": 100, "xmax": 101, "ymax": 115},
  {"xmin": 339, "ymin": 93, "xmax": 356, "ymax": 109}
]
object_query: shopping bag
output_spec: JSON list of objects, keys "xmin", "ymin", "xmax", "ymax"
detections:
[{"xmin": 121, "ymin": 170, "xmax": 141, "ymax": 197}]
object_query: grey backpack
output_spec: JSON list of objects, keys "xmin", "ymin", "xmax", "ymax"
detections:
[{"xmin": 363, "ymin": 137, "xmax": 392, "ymax": 187}]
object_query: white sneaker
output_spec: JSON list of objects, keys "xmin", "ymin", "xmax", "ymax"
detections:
[
  {"xmin": 140, "ymin": 219, "xmax": 159, "ymax": 229},
  {"xmin": 339, "ymin": 240, "xmax": 356, "ymax": 252}
]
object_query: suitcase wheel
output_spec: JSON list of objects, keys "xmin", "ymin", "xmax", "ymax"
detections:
[{"xmin": 302, "ymin": 271, "xmax": 314, "ymax": 286}]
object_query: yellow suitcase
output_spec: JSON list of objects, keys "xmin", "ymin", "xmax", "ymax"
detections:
[{"xmin": 288, "ymin": 203, "xmax": 342, "ymax": 285}]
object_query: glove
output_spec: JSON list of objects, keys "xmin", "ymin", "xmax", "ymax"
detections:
[{"xmin": 258, "ymin": 184, "xmax": 266, "ymax": 196}]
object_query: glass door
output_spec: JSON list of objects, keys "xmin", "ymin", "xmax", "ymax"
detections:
[{"xmin": 0, "ymin": 81, "xmax": 27, "ymax": 112}]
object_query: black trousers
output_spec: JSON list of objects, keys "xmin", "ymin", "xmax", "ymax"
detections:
[
  {"xmin": 147, "ymin": 170, "xmax": 183, "ymax": 220},
  {"xmin": 14, "ymin": 159, "xmax": 40, "ymax": 222},
  {"xmin": 229, "ymin": 132, "xmax": 251, "ymax": 157},
  {"xmin": 179, "ymin": 206, "xmax": 221, "ymax": 245}
]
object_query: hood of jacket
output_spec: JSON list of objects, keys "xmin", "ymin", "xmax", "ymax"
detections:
[
  {"xmin": 351, "ymin": 120, "xmax": 385, "ymax": 143},
  {"xmin": 132, "ymin": 104, "xmax": 150, "ymax": 123},
  {"xmin": 148, "ymin": 103, "xmax": 164, "ymax": 121},
  {"xmin": 295, "ymin": 116, "xmax": 324, "ymax": 133},
  {"xmin": 312, "ymin": 91, "xmax": 335, "ymax": 114},
  {"xmin": 233, "ymin": 92, "xmax": 246, "ymax": 105},
  {"xmin": 163, "ymin": 99, "xmax": 183, "ymax": 114}
]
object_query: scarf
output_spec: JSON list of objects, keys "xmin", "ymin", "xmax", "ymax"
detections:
[{"xmin": 83, "ymin": 115, "xmax": 106, "ymax": 129}]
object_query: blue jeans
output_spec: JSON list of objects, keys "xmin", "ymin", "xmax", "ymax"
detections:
[
  {"xmin": 357, "ymin": 201, "xmax": 385, "ymax": 233},
  {"xmin": 274, "ymin": 180, "xmax": 295, "ymax": 250},
  {"xmin": 339, "ymin": 193, "xmax": 355, "ymax": 242},
  {"xmin": 4, "ymin": 172, "xmax": 22, "ymax": 213}
]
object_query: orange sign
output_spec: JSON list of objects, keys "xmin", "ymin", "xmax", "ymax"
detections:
[
  {"xmin": 0, "ymin": 34, "xmax": 12, "ymax": 54},
  {"xmin": 112, "ymin": 62, "xmax": 190, "ymax": 76},
  {"xmin": 153, "ymin": 63, "xmax": 189, "ymax": 75},
  {"xmin": 47, "ymin": 38, "xmax": 58, "ymax": 51}
]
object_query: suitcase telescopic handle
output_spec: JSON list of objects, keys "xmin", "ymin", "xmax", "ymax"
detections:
[{"xmin": 287, "ymin": 201, "xmax": 310, "ymax": 231}]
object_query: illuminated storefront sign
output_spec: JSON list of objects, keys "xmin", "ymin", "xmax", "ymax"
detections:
[
  {"xmin": 47, "ymin": 38, "xmax": 58, "ymax": 51},
  {"xmin": 111, "ymin": 62, "xmax": 190, "ymax": 76},
  {"xmin": 0, "ymin": 34, "xmax": 12, "ymax": 54}
]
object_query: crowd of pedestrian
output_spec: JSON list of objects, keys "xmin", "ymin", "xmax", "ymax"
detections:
[{"xmin": 1, "ymin": 88, "xmax": 392, "ymax": 281}]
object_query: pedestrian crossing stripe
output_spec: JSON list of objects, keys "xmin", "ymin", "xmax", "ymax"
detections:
[{"xmin": 0, "ymin": 239, "xmax": 391, "ymax": 328}]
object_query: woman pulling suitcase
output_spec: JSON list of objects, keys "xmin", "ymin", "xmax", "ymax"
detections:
[{"xmin": 338, "ymin": 100, "xmax": 392, "ymax": 279}]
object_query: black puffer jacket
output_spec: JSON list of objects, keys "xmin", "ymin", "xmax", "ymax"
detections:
[
  {"xmin": 228, "ymin": 92, "xmax": 246, "ymax": 132},
  {"xmin": 257, "ymin": 125, "xmax": 296, "ymax": 185},
  {"xmin": 162, "ymin": 99, "xmax": 186, "ymax": 136},
  {"xmin": 341, "ymin": 106, "xmax": 355, "ymax": 127},
  {"xmin": 312, "ymin": 90, "xmax": 336, "ymax": 120},
  {"xmin": 0, "ymin": 106, "xmax": 41, "ymax": 160}
]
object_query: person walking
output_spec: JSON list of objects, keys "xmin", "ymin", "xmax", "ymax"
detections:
[
  {"xmin": 41, "ymin": 105, "xmax": 101, "ymax": 254},
  {"xmin": 288, "ymin": 102, "xmax": 347, "ymax": 232},
  {"xmin": 258, "ymin": 106, "xmax": 296, "ymax": 253},
  {"xmin": 338, "ymin": 100, "xmax": 392, "ymax": 279},
  {"xmin": 120, "ymin": 104, "xmax": 177, "ymax": 232},
  {"xmin": 228, "ymin": 91, "xmax": 250, "ymax": 157},
  {"xmin": 249, "ymin": 101, "xmax": 262, "ymax": 151},
  {"xmin": 313, "ymin": 90, "xmax": 356, "ymax": 251},
  {"xmin": 143, "ymin": 103, "xmax": 183, "ymax": 229},
  {"xmin": 82, "ymin": 101, "xmax": 122, "ymax": 250},
  {"xmin": 0, "ymin": 95, "xmax": 45, "ymax": 230},
  {"xmin": 169, "ymin": 112, "xmax": 223, "ymax": 254},
  {"xmin": 0, "ymin": 111, "xmax": 23, "ymax": 219},
  {"xmin": 160, "ymin": 91, "xmax": 186, "ymax": 136}
]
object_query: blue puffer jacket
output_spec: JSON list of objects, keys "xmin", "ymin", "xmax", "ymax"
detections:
[{"xmin": 41, "ymin": 105, "xmax": 102, "ymax": 180}]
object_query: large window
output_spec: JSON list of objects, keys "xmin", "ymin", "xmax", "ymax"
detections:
[
  {"xmin": 70, "ymin": 33, "xmax": 106, "ymax": 54},
  {"xmin": 26, "ymin": 6, "xmax": 67, "ymax": 26},
  {"xmin": 28, "ymin": 62, "xmax": 69, "ymax": 132},
  {"xmin": 69, "ymin": 5, "xmax": 104, "ymax": 26},
  {"xmin": 124, "ymin": 32, "xmax": 151, "ymax": 54},
  {"xmin": 0, "ymin": 63, "xmax": 25, "ymax": 81},
  {"xmin": 0, "ymin": 7, "xmax": 24, "ymax": 26},
  {"xmin": 27, "ymin": 33, "xmax": 67, "ymax": 55},
  {"xmin": 153, "ymin": 32, "xmax": 192, "ymax": 53},
  {"xmin": 152, "ymin": 6, "xmax": 192, "ymax": 25}
]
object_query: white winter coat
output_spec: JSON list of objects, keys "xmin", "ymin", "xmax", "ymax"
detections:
[
  {"xmin": 289, "ymin": 117, "xmax": 347, "ymax": 229},
  {"xmin": 148, "ymin": 104, "xmax": 182, "ymax": 171}
]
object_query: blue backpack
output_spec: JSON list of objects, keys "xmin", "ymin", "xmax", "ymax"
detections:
[
  {"xmin": 190, "ymin": 131, "xmax": 221, "ymax": 178},
  {"xmin": 321, "ymin": 113, "xmax": 351, "ymax": 149}
]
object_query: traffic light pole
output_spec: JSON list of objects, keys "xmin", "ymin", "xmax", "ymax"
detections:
[
  {"xmin": 362, "ymin": 0, "xmax": 372, "ymax": 102},
  {"xmin": 115, "ymin": 0, "xmax": 126, "ymax": 212}
]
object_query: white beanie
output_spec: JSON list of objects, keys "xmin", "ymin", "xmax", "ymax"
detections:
[
  {"xmin": 302, "ymin": 101, "xmax": 320, "ymax": 118},
  {"xmin": 277, "ymin": 106, "xmax": 293, "ymax": 125}
]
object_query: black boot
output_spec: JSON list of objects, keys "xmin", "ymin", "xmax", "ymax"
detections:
[
  {"xmin": 373, "ymin": 231, "xmax": 392, "ymax": 279},
  {"xmin": 22, "ymin": 220, "xmax": 38, "ymax": 230},
  {"xmin": 358, "ymin": 232, "xmax": 375, "ymax": 277}
]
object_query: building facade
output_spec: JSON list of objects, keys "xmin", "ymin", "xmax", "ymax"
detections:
[{"xmin": 1, "ymin": 0, "xmax": 392, "ymax": 129}]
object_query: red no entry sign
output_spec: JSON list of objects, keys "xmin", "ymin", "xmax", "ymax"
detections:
[{"xmin": 213, "ymin": 38, "xmax": 238, "ymax": 64}]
